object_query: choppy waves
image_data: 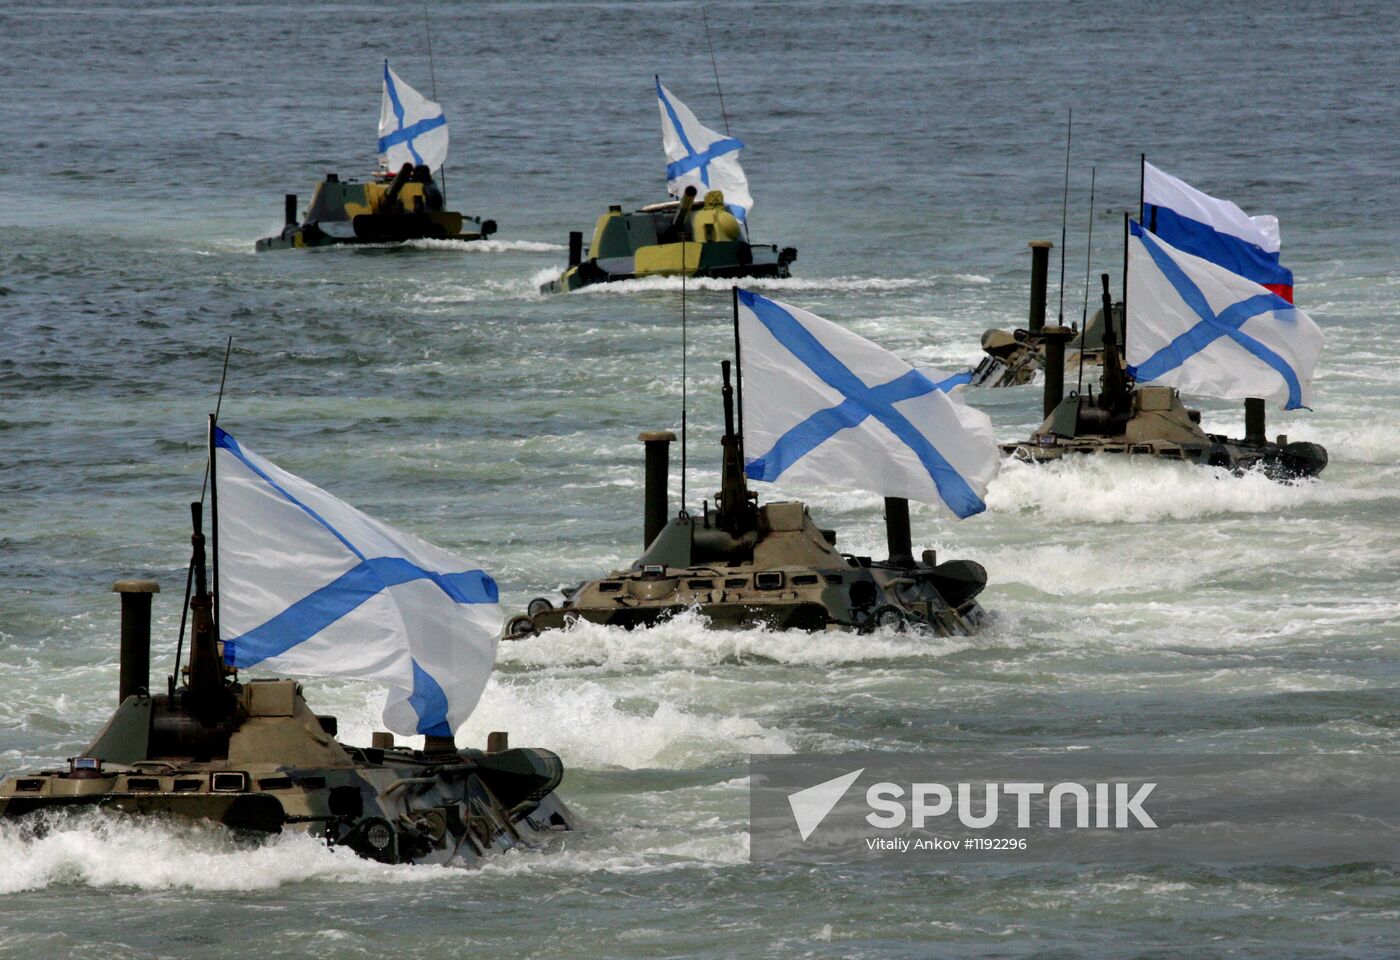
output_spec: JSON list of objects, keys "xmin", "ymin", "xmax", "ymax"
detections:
[{"xmin": 0, "ymin": 812, "xmax": 425, "ymax": 893}]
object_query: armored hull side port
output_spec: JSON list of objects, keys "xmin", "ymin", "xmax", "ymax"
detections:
[
  {"xmin": 256, "ymin": 163, "xmax": 496, "ymax": 251},
  {"xmin": 543, "ymin": 187, "xmax": 796, "ymax": 293},
  {"xmin": 513, "ymin": 362, "xmax": 986, "ymax": 638},
  {"xmin": 1001, "ymin": 275, "xmax": 1327, "ymax": 480},
  {"xmin": 0, "ymin": 505, "xmax": 575, "ymax": 865}
]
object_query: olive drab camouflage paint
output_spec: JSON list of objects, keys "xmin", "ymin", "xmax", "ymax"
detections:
[
  {"xmin": 0, "ymin": 504, "xmax": 576, "ymax": 864},
  {"xmin": 513, "ymin": 362, "xmax": 988, "ymax": 638},
  {"xmin": 1000, "ymin": 275, "xmax": 1327, "ymax": 480},
  {"xmin": 256, "ymin": 163, "xmax": 496, "ymax": 251},
  {"xmin": 543, "ymin": 188, "xmax": 796, "ymax": 292}
]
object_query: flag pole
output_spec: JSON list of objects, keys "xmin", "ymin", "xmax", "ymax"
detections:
[
  {"xmin": 1122, "ymin": 211, "xmax": 1130, "ymax": 369},
  {"xmin": 207, "ymin": 413, "xmax": 221, "ymax": 642},
  {"xmin": 1057, "ymin": 108, "xmax": 1071, "ymax": 325},
  {"xmin": 731, "ymin": 285, "xmax": 745, "ymax": 463},
  {"xmin": 1138, "ymin": 152, "xmax": 1145, "ymax": 227}
]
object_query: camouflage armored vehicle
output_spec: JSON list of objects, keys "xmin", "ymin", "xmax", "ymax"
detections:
[
  {"xmin": 511, "ymin": 362, "xmax": 987, "ymax": 637},
  {"xmin": 256, "ymin": 162, "xmax": 496, "ymax": 251},
  {"xmin": 0, "ymin": 503, "xmax": 575, "ymax": 865},
  {"xmin": 1001, "ymin": 275, "xmax": 1327, "ymax": 479},
  {"xmin": 542, "ymin": 186, "xmax": 796, "ymax": 293}
]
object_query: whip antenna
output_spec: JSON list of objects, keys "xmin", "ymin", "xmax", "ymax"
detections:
[
  {"xmin": 423, "ymin": 5, "xmax": 448, "ymax": 203},
  {"xmin": 702, "ymin": 7, "xmax": 731, "ymax": 137},
  {"xmin": 1077, "ymin": 166, "xmax": 1095, "ymax": 398},
  {"xmin": 701, "ymin": 7, "xmax": 750, "ymax": 243},
  {"xmin": 1057, "ymin": 108, "xmax": 1071, "ymax": 325},
  {"xmin": 174, "ymin": 336, "xmax": 233, "ymax": 686},
  {"xmin": 679, "ymin": 244, "xmax": 689, "ymax": 517}
]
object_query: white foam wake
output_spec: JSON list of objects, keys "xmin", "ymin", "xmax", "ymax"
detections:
[
  {"xmin": 985, "ymin": 456, "xmax": 1355, "ymax": 523},
  {"xmin": 404, "ymin": 238, "xmax": 565, "ymax": 253},
  {"xmin": 566, "ymin": 274, "xmax": 928, "ymax": 295},
  {"xmin": 0, "ymin": 811, "xmax": 430, "ymax": 893},
  {"xmin": 499, "ymin": 609, "xmax": 969, "ymax": 669},
  {"xmin": 459, "ymin": 674, "xmax": 794, "ymax": 769}
]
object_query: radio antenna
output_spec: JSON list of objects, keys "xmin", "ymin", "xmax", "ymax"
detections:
[
  {"xmin": 174, "ymin": 336, "xmax": 232, "ymax": 687},
  {"xmin": 702, "ymin": 7, "xmax": 731, "ymax": 137},
  {"xmin": 423, "ymin": 5, "xmax": 448, "ymax": 204},
  {"xmin": 679, "ymin": 244, "xmax": 690, "ymax": 517},
  {"xmin": 1057, "ymin": 108, "xmax": 1071, "ymax": 325},
  {"xmin": 1076, "ymin": 166, "xmax": 1095, "ymax": 398}
]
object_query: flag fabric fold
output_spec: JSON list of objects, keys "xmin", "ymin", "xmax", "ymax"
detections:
[
  {"xmin": 378, "ymin": 60, "xmax": 449, "ymax": 173},
  {"xmin": 1142, "ymin": 160, "xmax": 1293, "ymax": 301},
  {"xmin": 1126, "ymin": 221, "xmax": 1322, "ymax": 411},
  {"xmin": 214, "ymin": 428, "xmax": 501, "ymax": 738},
  {"xmin": 737, "ymin": 290, "xmax": 999, "ymax": 518},
  {"xmin": 656, "ymin": 77, "xmax": 752, "ymax": 221}
]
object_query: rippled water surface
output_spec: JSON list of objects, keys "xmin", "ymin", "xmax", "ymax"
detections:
[{"xmin": 2, "ymin": 1, "xmax": 1398, "ymax": 957}]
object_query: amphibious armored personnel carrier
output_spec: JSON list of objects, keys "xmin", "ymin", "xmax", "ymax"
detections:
[
  {"xmin": 512, "ymin": 362, "xmax": 986, "ymax": 637},
  {"xmin": 0, "ymin": 502, "xmax": 574, "ymax": 865},
  {"xmin": 256, "ymin": 162, "xmax": 497, "ymax": 251},
  {"xmin": 542, "ymin": 186, "xmax": 796, "ymax": 293},
  {"xmin": 1001, "ymin": 275, "xmax": 1327, "ymax": 479}
]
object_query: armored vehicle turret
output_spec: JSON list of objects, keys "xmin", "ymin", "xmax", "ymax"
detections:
[
  {"xmin": 542, "ymin": 186, "xmax": 796, "ymax": 293},
  {"xmin": 256, "ymin": 163, "xmax": 497, "ymax": 251},
  {"xmin": 0, "ymin": 502, "xmax": 575, "ymax": 864},
  {"xmin": 1001, "ymin": 275, "xmax": 1327, "ymax": 479},
  {"xmin": 513, "ymin": 362, "xmax": 986, "ymax": 637}
]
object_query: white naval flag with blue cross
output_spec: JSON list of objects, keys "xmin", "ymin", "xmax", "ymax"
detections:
[
  {"xmin": 1127, "ymin": 221, "xmax": 1322, "ymax": 410},
  {"xmin": 378, "ymin": 60, "xmax": 449, "ymax": 173},
  {"xmin": 737, "ymin": 290, "xmax": 999, "ymax": 518},
  {"xmin": 214, "ymin": 428, "xmax": 501, "ymax": 739},
  {"xmin": 656, "ymin": 77, "xmax": 753, "ymax": 221}
]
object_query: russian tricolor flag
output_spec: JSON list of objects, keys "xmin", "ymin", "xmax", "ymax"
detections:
[{"xmin": 1142, "ymin": 161, "xmax": 1294, "ymax": 303}]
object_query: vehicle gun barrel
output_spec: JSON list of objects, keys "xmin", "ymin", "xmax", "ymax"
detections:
[
  {"xmin": 185, "ymin": 501, "xmax": 226, "ymax": 710},
  {"xmin": 1098, "ymin": 273, "xmax": 1129, "ymax": 412},
  {"xmin": 673, "ymin": 185, "xmax": 698, "ymax": 233},
  {"xmin": 381, "ymin": 162, "xmax": 415, "ymax": 212},
  {"xmin": 717, "ymin": 361, "xmax": 750, "ymax": 534}
]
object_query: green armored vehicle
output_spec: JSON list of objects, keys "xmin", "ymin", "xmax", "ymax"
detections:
[
  {"xmin": 1001, "ymin": 275, "xmax": 1327, "ymax": 480},
  {"xmin": 256, "ymin": 162, "xmax": 497, "ymax": 251},
  {"xmin": 0, "ymin": 503, "xmax": 575, "ymax": 865},
  {"xmin": 543, "ymin": 186, "xmax": 796, "ymax": 293},
  {"xmin": 511, "ymin": 362, "xmax": 987, "ymax": 637}
]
